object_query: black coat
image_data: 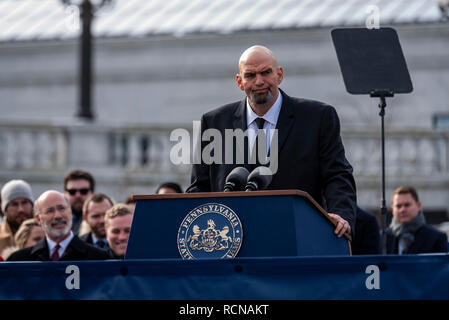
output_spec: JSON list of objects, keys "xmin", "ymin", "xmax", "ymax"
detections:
[
  {"xmin": 79, "ymin": 232, "xmax": 109, "ymax": 250},
  {"xmin": 107, "ymin": 248, "xmax": 124, "ymax": 260},
  {"xmin": 187, "ymin": 90, "xmax": 357, "ymax": 229},
  {"xmin": 351, "ymin": 207, "xmax": 381, "ymax": 255},
  {"xmin": 6, "ymin": 235, "xmax": 111, "ymax": 261},
  {"xmin": 79, "ymin": 232, "xmax": 94, "ymax": 245},
  {"xmin": 386, "ymin": 225, "xmax": 448, "ymax": 254}
]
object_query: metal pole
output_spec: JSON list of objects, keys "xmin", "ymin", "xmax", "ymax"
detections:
[
  {"xmin": 379, "ymin": 95, "xmax": 387, "ymax": 254},
  {"xmin": 78, "ymin": 0, "xmax": 94, "ymax": 120}
]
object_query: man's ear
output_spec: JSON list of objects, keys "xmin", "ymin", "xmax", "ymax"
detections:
[
  {"xmin": 235, "ymin": 74, "xmax": 244, "ymax": 91},
  {"xmin": 35, "ymin": 213, "xmax": 42, "ymax": 225},
  {"xmin": 277, "ymin": 66, "xmax": 284, "ymax": 85}
]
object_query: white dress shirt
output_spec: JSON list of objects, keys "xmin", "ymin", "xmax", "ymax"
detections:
[
  {"xmin": 46, "ymin": 231, "xmax": 74, "ymax": 259},
  {"xmin": 91, "ymin": 233, "xmax": 108, "ymax": 248},
  {"xmin": 246, "ymin": 90, "xmax": 283, "ymax": 157}
]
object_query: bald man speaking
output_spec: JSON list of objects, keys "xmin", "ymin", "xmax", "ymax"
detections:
[{"xmin": 186, "ymin": 46, "xmax": 356, "ymax": 237}]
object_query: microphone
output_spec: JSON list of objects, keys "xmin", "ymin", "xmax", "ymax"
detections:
[
  {"xmin": 223, "ymin": 167, "xmax": 250, "ymax": 192},
  {"xmin": 245, "ymin": 166, "xmax": 273, "ymax": 191}
]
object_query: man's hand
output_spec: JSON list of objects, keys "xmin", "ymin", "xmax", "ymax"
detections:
[{"xmin": 328, "ymin": 213, "xmax": 351, "ymax": 238}]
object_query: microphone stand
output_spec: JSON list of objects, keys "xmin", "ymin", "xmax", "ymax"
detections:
[{"xmin": 370, "ymin": 89, "xmax": 394, "ymax": 255}]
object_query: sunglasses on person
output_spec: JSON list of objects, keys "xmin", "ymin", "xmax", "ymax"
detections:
[{"xmin": 65, "ymin": 188, "xmax": 91, "ymax": 196}]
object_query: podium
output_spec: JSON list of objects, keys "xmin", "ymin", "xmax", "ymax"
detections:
[
  {"xmin": 4, "ymin": 190, "xmax": 449, "ymax": 300},
  {"xmin": 126, "ymin": 190, "xmax": 351, "ymax": 259}
]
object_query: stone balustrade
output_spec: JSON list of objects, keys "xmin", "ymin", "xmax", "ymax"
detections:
[
  {"xmin": 343, "ymin": 129, "xmax": 449, "ymax": 177},
  {"xmin": 0, "ymin": 122, "xmax": 448, "ymax": 211},
  {"xmin": 0, "ymin": 123, "xmax": 67, "ymax": 171}
]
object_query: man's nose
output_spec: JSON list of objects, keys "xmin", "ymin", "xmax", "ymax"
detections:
[
  {"xmin": 255, "ymin": 74, "xmax": 264, "ymax": 85},
  {"xmin": 54, "ymin": 208, "xmax": 64, "ymax": 218},
  {"xmin": 17, "ymin": 203, "xmax": 27, "ymax": 213},
  {"xmin": 119, "ymin": 232, "xmax": 128, "ymax": 241}
]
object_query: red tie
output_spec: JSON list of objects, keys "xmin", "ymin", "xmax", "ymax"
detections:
[{"xmin": 51, "ymin": 244, "xmax": 61, "ymax": 261}]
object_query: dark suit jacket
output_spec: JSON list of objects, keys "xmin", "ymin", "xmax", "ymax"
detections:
[
  {"xmin": 352, "ymin": 207, "xmax": 381, "ymax": 255},
  {"xmin": 187, "ymin": 90, "xmax": 357, "ymax": 230},
  {"xmin": 79, "ymin": 232, "xmax": 94, "ymax": 244},
  {"xmin": 107, "ymin": 248, "xmax": 124, "ymax": 260},
  {"xmin": 386, "ymin": 225, "xmax": 448, "ymax": 254},
  {"xmin": 6, "ymin": 235, "xmax": 111, "ymax": 261},
  {"xmin": 80, "ymin": 232, "xmax": 109, "ymax": 250}
]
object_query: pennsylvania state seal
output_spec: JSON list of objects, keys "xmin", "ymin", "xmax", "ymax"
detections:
[{"xmin": 177, "ymin": 203, "xmax": 243, "ymax": 259}]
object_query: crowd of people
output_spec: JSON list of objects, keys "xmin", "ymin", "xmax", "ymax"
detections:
[
  {"xmin": 0, "ymin": 167, "xmax": 446, "ymax": 262},
  {"xmin": 0, "ymin": 169, "xmax": 183, "ymax": 261}
]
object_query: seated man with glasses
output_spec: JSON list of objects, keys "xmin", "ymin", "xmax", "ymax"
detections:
[
  {"xmin": 63, "ymin": 170, "xmax": 95, "ymax": 235},
  {"xmin": 7, "ymin": 190, "xmax": 110, "ymax": 261}
]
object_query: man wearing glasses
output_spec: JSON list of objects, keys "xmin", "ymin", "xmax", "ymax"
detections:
[
  {"xmin": 7, "ymin": 190, "xmax": 110, "ymax": 261},
  {"xmin": 63, "ymin": 170, "xmax": 95, "ymax": 235}
]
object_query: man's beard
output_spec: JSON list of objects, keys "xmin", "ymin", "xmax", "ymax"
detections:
[
  {"xmin": 71, "ymin": 200, "xmax": 84, "ymax": 218},
  {"xmin": 250, "ymin": 90, "xmax": 274, "ymax": 105},
  {"xmin": 92, "ymin": 224, "xmax": 106, "ymax": 239},
  {"xmin": 7, "ymin": 218, "xmax": 21, "ymax": 231},
  {"xmin": 42, "ymin": 217, "xmax": 72, "ymax": 239},
  {"xmin": 8, "ymin": 211, "xmax": 33, "ymax": 230}
]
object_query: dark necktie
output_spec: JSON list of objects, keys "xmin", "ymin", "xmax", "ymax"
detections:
[
  {"xmin": 255, "ymin": 117, "xmax": 265, "ymax": 130},
  {"xmin": 96, "ymin": 240, "xmax": 107, "ymax": 249},
  {"xmin": 51, "ymin": 244, "xmax": 61, "ymax": 261},
  {"xmin": 250, "ymin": 118, "xmax": 266, "ymax": 170}
]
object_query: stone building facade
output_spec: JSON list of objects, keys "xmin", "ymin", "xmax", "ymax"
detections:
[{"xmin": 0, "ymin": 0, "xmax": 448, "ymax": 225}]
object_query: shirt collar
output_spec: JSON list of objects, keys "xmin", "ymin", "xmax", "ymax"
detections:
[
  {"xmin": 46, "ymin": 231, "xmax": 74, "ymax": 254},
  {"xmin": 246, "ymin": 89, "xmax": 283, "ymax": 127},
  {"xmin": 91, "ymin": 233, "xmax": 106, "ymax": 245}
]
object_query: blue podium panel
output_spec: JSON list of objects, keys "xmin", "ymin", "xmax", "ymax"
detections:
[
  {"xmin": 1, "ymin": 255, "xmax": 448, "ymax": 300},
  {"xmin": 126, "ymin": 191, "xmax": 350, "ymax": 260},
  {"xmin": 292, "ymin": 198, "xmax": 350, "ymax": 255}
]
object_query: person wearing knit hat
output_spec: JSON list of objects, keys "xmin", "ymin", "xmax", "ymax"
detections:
[{"xmin": 0, "ymin": 179, "xmax": 34, "ymax": 254}]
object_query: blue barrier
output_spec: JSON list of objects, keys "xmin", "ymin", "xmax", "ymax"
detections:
[{"xmin": 1, "ymin": 254, "xmax": 448, "ymax": 300}]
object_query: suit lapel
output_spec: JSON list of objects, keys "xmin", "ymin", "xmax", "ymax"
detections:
[
  {"xmin": 232, "ymin": 100, "xmax": 251, "ymax": 170},
  {"xmin": 61, "ymin": 243, "xmax": 74, "ymax": 260},
  {"xmin": 232, "ymin": 100, "xmax": 247, "ymax": 131},
  {"xmin": 60, "ymin": 236, "xmax": 87, "ymax": 260},
  {"xmin": 403, "ymin": 235, "xmax": 422, "ymax": 254},
  {"xmin": 275, "ymin": 90, "xmax": 295, "ymax": 154},
  {"xmin": 31, "ymin": 238, "xmax": 51, "ymax": 261},
  {"xmin": 88, "ymin": 232, "xmax": 94, "ymax": 244}
]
